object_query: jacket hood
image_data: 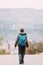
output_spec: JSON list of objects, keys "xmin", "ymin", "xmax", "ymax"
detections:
[{"xmin": 19, "ymin": 32, "xmax": 27, "ymax": 35}]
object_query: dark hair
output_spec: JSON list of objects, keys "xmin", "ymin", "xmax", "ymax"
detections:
[{"xmin": 20, "ymin": 28, "xmax": 24, "ymax": 32}]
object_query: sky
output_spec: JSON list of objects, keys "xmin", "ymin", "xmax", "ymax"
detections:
[
  {"xmin": 0, "ymin": 0, "xmax": 43, "ymax": 9},
  {"xmin": 0, "ymin": 0, "xmax": 43, "ymax": 30},
  {"xmin": 0, "ymin": 0, "xmax": 43, "ymax": 41}
]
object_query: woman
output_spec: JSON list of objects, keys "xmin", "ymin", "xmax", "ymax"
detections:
[{"xmin": 15, "ymin": 28, "xmax": 28, "ymax": 64}]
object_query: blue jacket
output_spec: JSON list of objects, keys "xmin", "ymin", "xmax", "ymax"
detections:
[{"xmin": 15, "ymin": 33, "xmax": 28, "ymax": 47}]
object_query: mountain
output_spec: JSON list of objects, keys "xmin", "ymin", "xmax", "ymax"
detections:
[{"xmin": 0, "ymin": 8, "xmax": 43, "ymax": 42}]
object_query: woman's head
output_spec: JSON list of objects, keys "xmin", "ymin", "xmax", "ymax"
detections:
[{"xmin": 20, "ymin": 28, "xmax": 24, "ymax": 33}]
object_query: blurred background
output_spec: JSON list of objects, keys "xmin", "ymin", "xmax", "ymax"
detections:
[{"xmin": 0, "ymin": 9, "xmax": 43, "ymax": 55}]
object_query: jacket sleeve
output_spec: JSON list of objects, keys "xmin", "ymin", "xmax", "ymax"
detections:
[
  {"xmin": 15, "ymin": 36, "xmax": 19, "ymax": 47},
  {"xmin": 26, "ymin": 35, "xmax": 28, "ymax": 48}
]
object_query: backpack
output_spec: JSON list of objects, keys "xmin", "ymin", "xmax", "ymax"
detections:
[{"xmin": 18, "ymin": 34, "xmax": 26, "ymax": 46}]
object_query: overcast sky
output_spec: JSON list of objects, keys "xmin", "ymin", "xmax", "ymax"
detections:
[
  {"xmin": 0, "ymin": 0, "xmax": 43, "ymax": 9},
  {"xmin": 0, "ymin": 0, "xmax": 43, "ymax": 30}
]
